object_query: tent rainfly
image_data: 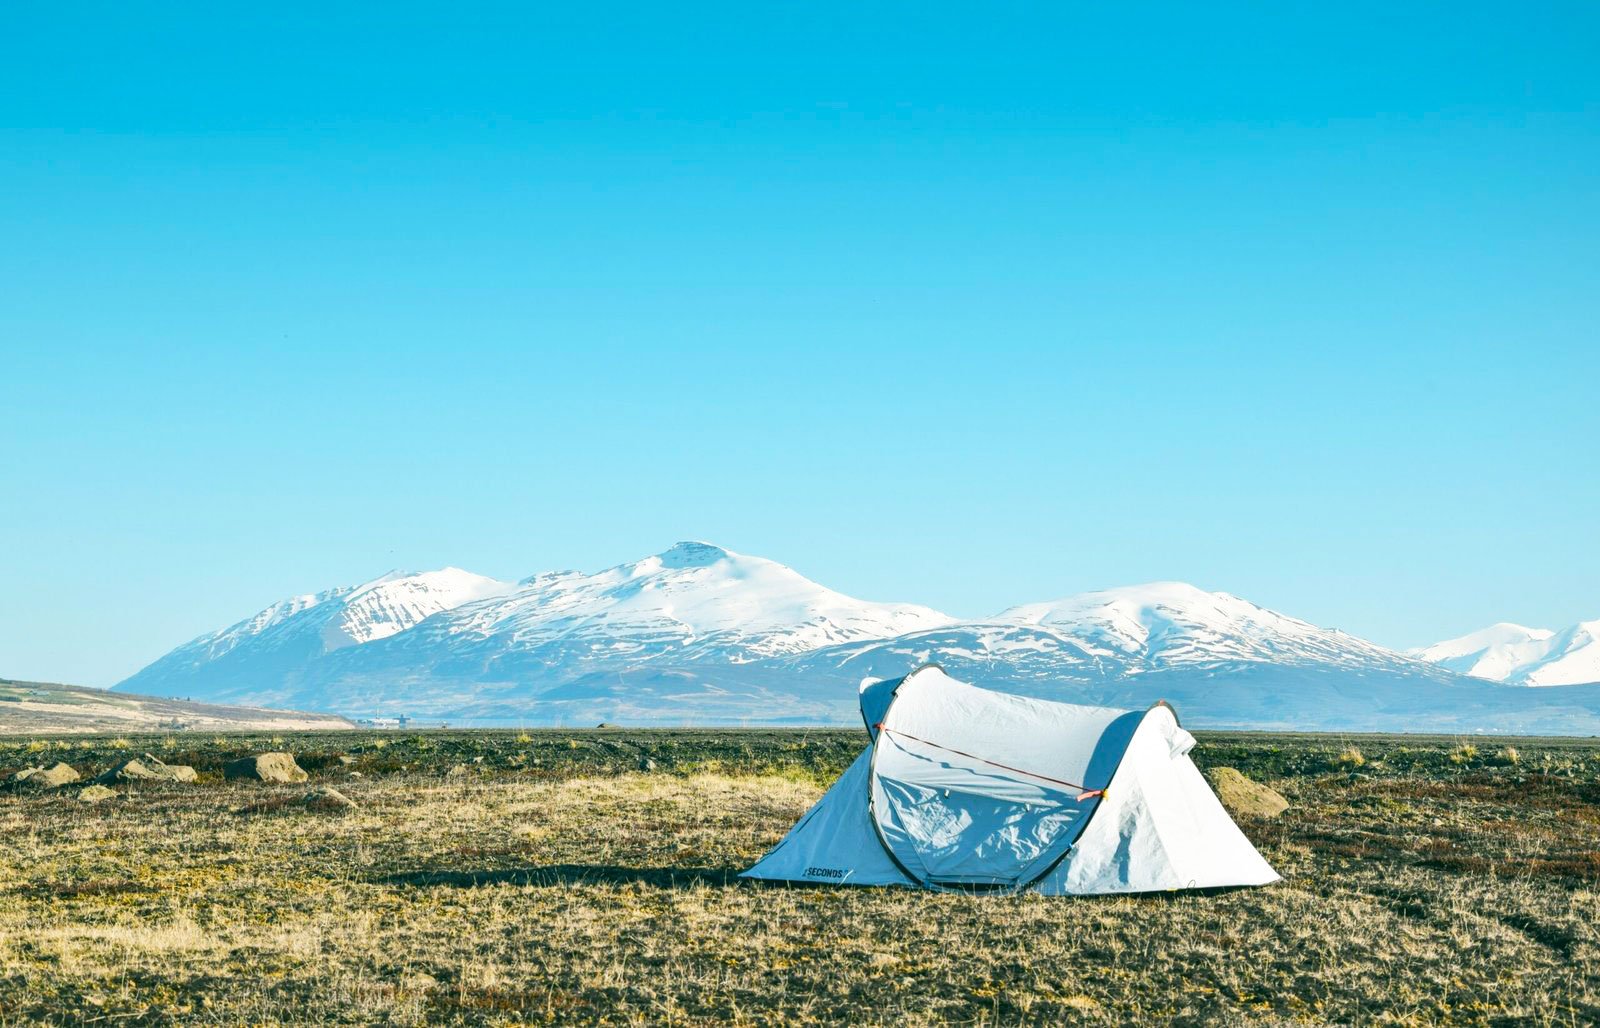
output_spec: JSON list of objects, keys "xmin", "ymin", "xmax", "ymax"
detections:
[{"xmin": 743, "ymin": 665, "xmax": 1280, "ymax": 894}]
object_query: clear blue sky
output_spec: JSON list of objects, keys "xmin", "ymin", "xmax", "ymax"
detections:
[{"xmin": 3, "ymin": 3, "xmax": 1596, "ymax": 686}]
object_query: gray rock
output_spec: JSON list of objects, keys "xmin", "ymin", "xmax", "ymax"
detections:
[
  {"xmin": 301, "ymin": 787, "xmax": 358, "ymax": 812},
  {"xmin": 78, "ymin": 784, "xmax": 117, "ymax": 804}
]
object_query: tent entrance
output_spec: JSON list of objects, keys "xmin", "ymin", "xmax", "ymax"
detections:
[{"xmin": 868, "ymin": 724, "xmax": 1101, "ymax": 890}]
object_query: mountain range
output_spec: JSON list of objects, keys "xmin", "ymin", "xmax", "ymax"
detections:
[
  {"xmin": 115, "ymin": 542, "xmax": 1600, "ymax": 732},
  {"xmin": 1411, "ymin": 621, "xmax": 1600, "ymax": 687}
]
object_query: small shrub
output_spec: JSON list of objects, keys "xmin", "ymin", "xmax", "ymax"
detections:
[
  {"xmin": 1337, "ymin": 746, "xmax": 1365, "ymax": 768},
  {"xmin": 1500, "ymin": 746, "xmax": 1520, "ymax": 766},
  {"xmin": 1450, "ymin": 743, "xmax": 1479, "ymax": 765}
]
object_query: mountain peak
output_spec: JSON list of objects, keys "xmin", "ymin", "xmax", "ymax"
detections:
[
  {"xmin": 1415, "ymin": 619, "xmax": 1600, "ymax": 686},
  {"xmin": 997, "ymin": 581, "xmax": 1228, "ymax": 624},
  {"xmin": 656, "ymin": 541, "xmax": 735, "ymax": 569},
  {"xmin": 989, "ymin": 580, "xmax": 1405, "ymax": 671}
]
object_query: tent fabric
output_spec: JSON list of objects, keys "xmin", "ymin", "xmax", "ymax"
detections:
[
  {"xmin": 737, "ymin": 747, "xmax": 915, "ymax": 888},
  {"xmin": 742, "ymin": 664, "xmax": 1280, "ymax": 895}
]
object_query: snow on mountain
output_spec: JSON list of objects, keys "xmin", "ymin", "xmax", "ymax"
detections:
[
  {"xmin": 116, "ymin": 567, "xmax": 516, "ymax": 699},
  {"xmin": 114, "ymin": 546, "xmax": 1600, "ymax": 732},
  {"xmin": 1414, "ymin": 620, "xmax": 1600, "ymax": 686},
  {"xmin": 996, "ymin": 582, "xmax": 1408, "ymax": 671},
  {"xmin": 320, "ymin": 568, "xmax": 518, "ymax": 649},
  {"xmin": 1411, "ymin": 623, "xmax": 1557, "ymax": 680},
  {"xmin": 781, "ymin": 580, "xmax": 1459, "ymax": 705},
  {"xmin": 431, "ymin": 541, "xmax": 956, "ymax": 663},
  {"xmin": 771, "ymin": 583, "xmax": 1600, "ymax": 732},
  {"xmin": 116, "ymin": 543, "xmax": 953, "ymax": 709}
]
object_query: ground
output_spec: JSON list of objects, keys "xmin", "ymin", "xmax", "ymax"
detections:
[
  {"xmin": 1, "ymin": 729, "xmax": 1597, "ymax": 1025},
  {"xmin": 0, "ymin": 678, "xmax": 352, "ymax": 735}
]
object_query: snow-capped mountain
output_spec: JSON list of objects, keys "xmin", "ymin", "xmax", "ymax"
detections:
[
  {"xmin": 116, "ymin": 567, "xmax": 516, "ymax": 699},
  {"xmin": 999, "ymin": 582, "xmax": 1411, "ymax": 671},
  {"xmin": 117, "ymin": 543, "xmax": 953, "ymax": 712},
  {"xmin": 428, "ymin": 540, "xmax": 955, "ymax": 664},
  {"xmin": 115, "ymin": 544, "xmax": 1600, "ymax": 732},
  {"xmin": 773, "ymin": 581, "xmax": 1493, "ymax": 730},
  {"xmin": 298, "ymin": 541, "xmax": 957, "ymax": 708},
  {"xmin": 1414, "ymin": 620, "xmax": 1600, "ymax": 686},
  {"xmin": 788, "ymin": 581, "xmax": 1444, "ymax": 683}
]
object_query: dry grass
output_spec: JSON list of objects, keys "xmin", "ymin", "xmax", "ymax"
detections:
[
  {"xmin": 2, "ymin": 730, "xmax": 1598, "ymax": 1024},
  {"xmin": 1337, "ymin": 745, "xmax": 1366, "ymax": 768}
]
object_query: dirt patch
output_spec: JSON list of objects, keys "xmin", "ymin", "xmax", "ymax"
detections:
[{"xmin": 1207, "ymin": 766, "xmax": 1289, "ymax": 818}]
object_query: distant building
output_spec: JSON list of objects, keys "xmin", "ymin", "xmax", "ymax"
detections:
[{"xmin": 354, "ymin": 716, "xmax": 410, "ymax": 729}]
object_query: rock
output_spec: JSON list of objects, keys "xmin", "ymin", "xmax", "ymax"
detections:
[
  {"xmin": 78, "ymin": 784, "xmax": 117, "ymax": 804},
  {"xmin": 1206, "ymin": 767, "xmax": 1289, "ymax": 819},
  {"xmin": 336, "ymin": 754, "xmax": 356, "ymax": 766},
  {"xmin": 96, "ymin": 754, "xmax": 197, "ymax": 784},
  {"xmin": 12, "ymin": 762, "xmax": 81, "ymax": 790},
  {"xmin": 596, "ymin": 722, "xmax": 621, "ymax": 729},
  {"xmin": 224, "ymin": 752, "xmax": 309, "ymax": 783},
  {"xmin": 445, "ymin": 764, "xmax": 467, "ymax": 778},
  {"xmin": 301, "ymin": 787, "xmax": 358, "ymax": 812},
  {"xmin": 638, "ymin": 757, "xmax": 658, "ymax": 772}
]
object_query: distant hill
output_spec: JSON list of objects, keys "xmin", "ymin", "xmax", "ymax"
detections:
[
  {"xmin": 0, "ymin": 678, "xmax": 353, "ymax": 734},
  {"xmin": 1414, "ymin": 619, "xmax": 1600, "ymax": 686}
]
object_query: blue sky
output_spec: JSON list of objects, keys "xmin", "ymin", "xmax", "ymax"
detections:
[{"xmin": 2, "ymin": 3, "xmax": 1597, "ymax": 686}]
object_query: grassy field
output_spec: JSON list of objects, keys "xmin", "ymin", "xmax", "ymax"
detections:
[{"xmin": 2, "ymin": 729, "xmax": 1598, "ymax": 1025}]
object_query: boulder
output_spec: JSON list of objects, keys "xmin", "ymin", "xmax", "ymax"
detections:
[
  {"xmin": 96, "ymin": 754, "xmax": 197, "ymax": 784},
  {"xmin": 78, "ymin": 784, "xmax": 117, "ymax": 804},
  {"xmin": 12, "ymin": 762, "xmax": 81, "ymax": 790},
  {"xmin": 224, "ymin": 752, "xmax": 308, "ymax": 783},
  {"xmin": 301, "ymin": 787, "xmax": 358, "ymax": 812},
  {"xmin": 1206, "ymin": 767, "xmax": 1289, "ymax": 819}
]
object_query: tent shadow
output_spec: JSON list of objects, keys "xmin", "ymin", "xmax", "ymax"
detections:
[
  {"xmin": 381, "ymin": 864, "xmax": 746, "ymax": 890},
  {"xmin": 381, "ymin": 866, "xmax": 1270, "ymax": 898}
]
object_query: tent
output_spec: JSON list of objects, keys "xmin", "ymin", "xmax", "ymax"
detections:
[{"xmin": 743, "ymin": 664, "xmax": 1280, "ymax": 894}]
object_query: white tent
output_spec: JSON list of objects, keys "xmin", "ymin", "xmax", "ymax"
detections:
[{"xmin": 743, "ymin": 664, "xmax": 1280, "ymax": 894}]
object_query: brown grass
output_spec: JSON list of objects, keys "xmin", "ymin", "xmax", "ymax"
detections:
[{"xmin": 1, "ymin": 731, "xmax": 1598, "ymax": 1024}]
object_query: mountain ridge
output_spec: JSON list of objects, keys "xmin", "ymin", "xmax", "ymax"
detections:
[
  {"xmin": 1414, "ymin": 619, "xmax": 1600, "ymax": 687},
  {"xmin": 114, "ymin": 543, "xmax": 1600, "ymax": 732}
]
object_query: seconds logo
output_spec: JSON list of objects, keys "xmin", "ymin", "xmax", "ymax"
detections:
[{"xmin": 803, "ymin": 866, "xmax": 847, "ymax": 879}]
